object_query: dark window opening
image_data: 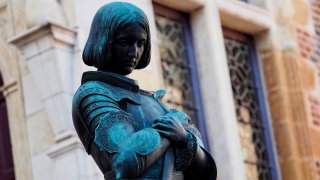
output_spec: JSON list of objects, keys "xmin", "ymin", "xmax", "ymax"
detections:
[{"xmin": 0, "ymin": 74, "xmax": 15, "ymax": 180}]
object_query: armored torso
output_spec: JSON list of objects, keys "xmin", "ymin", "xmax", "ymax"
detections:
[{"xmin": 72, "ymin": 71, "xmax": 215, "ymax": 180}]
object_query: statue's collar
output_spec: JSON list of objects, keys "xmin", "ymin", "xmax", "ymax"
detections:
[{"xmin": 81, "ymin": 71, "xmax": 140, "ymax": 93}]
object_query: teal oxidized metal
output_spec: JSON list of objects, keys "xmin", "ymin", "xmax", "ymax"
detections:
[{"xmin": 72, "ymin": 2, "xmax": 217, "ymax": 180}]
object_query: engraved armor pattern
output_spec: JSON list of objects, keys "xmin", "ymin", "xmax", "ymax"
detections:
[
  {"xmin": 94, "ymin": 110, "xmax": 161, "ymax": 155},
  {"xmin": 94, "ymin": 111, "xmax": 135, "ymax": 153}
]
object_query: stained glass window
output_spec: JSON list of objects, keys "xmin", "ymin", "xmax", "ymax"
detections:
[
  {"xmin": 154, "ymin": 12, "xmax": 198, "ymax": 124},
  {"xmin": 224, "ymin": 34, "xmax": 272, "ymax": 180}
]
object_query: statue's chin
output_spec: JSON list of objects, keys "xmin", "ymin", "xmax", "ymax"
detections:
[
  {"xmin": 116, "ymin": 67, "xmax": 134, "ymax": 76},
  {"xmin": 99, "ymin": 65, "xmax": 135, "ymax": 76}
]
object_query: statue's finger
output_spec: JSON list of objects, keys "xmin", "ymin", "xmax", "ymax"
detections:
[
  {"xmin": 152, "ymin": 122, "xmax": 171, "ymax": 131},
  {"xmin": 155, "ymin": 129, "xmax": 171, "ymax": 139}
]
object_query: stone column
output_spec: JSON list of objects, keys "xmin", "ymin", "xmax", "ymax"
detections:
[
  {"xmin": 10, "ymin": 22, "xmax": 76, "ymax": 142},
  {"xmin": 190, "ymin": 0, "xmax": 246, "ymax": 179},
  {"xmin": 9, "ymin": 22, "xmax": 103, "ymax": 180}
]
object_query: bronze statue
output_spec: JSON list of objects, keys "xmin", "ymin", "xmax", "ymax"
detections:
[{"xmin": 72, "ymin": 2, "xmax": 217, "ymax": 179}]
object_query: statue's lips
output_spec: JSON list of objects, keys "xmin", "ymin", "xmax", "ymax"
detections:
[{"xmin": 122, "ymin": 60, "xmax": 136, "ymax": 67}]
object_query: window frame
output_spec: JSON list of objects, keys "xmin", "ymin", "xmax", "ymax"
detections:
[
  {"xmin": 153, "ymin": 3, "xmax": 210, "ymax": 149},
  {"xmin": 223, "ymin": 27, "xmax": 279, "ymax": 180}
]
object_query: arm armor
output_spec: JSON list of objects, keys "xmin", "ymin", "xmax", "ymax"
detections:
[
  {"xmin": 170, "ymin": 112, "xmax": 216, "ymax": 179},
  {"xmin": 73, "ymin": 82, "xmax": 161, "ymax": 178}
]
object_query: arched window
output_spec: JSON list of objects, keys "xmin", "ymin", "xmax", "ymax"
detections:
[{"xmin": 0, "ymin": 73, "xmax": 15, "ymax": 180}]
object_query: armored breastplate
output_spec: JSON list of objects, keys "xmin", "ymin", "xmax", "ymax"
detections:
[
  {"xmin": 125, "ymin": 90, "xmax": 168, "ymax": 129},
  {"xmin": 81, "ymin": 71, "xmax": 170, "ymax": 129},
  {"xmin": 124, "ymin": 90, "xmax": 172, "ymax": 179},
  {"xmin": 75, "ymin": 71, "xmax": 182, "ymax": 179}
]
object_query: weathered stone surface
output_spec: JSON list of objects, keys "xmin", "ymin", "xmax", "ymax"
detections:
[
  {"xmin": 4, "ymin": 84, "xmax": 33, "ymax": 180},
  {"xmin": 153, "ymin": 0, "xmax": 204, "ymax": 12},
  {"xmin": 25, "ymin": 0, "xmax": 66, "ymax": 28},
  {"xmin": 280, "ymin": 158, "xmax": 304, "ymax": 180},
  {"xmin": 292, "ymin": 0, "xmax": 311, "ymax": 26},
  {"xmin": 273, "ymin": 122, "xmax": 300, "ymax": 159},
  {"xmin": 217, "ymin": 0, "xmax": 272, "ymax": 34},
  {"xmin": 27, "ymin": 110, "xmax": 55, "ymax": 156}
]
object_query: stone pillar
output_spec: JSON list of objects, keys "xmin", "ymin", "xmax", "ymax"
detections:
[
  {"xmin": 190, "ymin": 0, "xmax": 246, "ymax": 179},
  {"xmin": 9, "ymin": 22, "xmax": 103, "ymax": 180},
  {"xmin": 10, "ymin": 22, "xmax": 76, "ymax": 142}
]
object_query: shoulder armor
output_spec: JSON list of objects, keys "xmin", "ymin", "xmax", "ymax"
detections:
[
  {"xmin": 72, "ymin": 81, "xmax": 141, "ymax": 154},
  {"xmin": 73, "ymin": 81, "xmax": 142, "ymax": 108}
]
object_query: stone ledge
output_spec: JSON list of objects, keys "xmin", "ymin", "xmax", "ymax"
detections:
[
  {"xmin": 0, "ymin": 80, "xmax": 18, "ymax": 97},
  {"xmin": 153, "ymin": 0, "xmax": 204, "ymax": 12},
  {"xmin": 0, "ymin": 1, "xmax": 7, "ymax": 11},
  {"xmin": 47, "ymin": 136, "xmax": 82, "ymax": 158},
  {"xmin": 54, "ymin": 130, "xmax": 75, "ymax": 143},
  {"xmin": 8, "ymin": 21, "xmax": 77, "ymax": 48},
  {"xmin": 217, "ymin": 0, "xmax": 273, "ymax": 34}
]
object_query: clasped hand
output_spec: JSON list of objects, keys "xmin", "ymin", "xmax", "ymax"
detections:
[{"xmin": 152, "ymin": 109, "xmax": 189, "ymax": 147}]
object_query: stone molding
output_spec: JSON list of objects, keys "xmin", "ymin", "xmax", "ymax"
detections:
[
  {"xmin": 0, "ymin": 80, "xmax": 18, "ymax": 97},
  {"xmin": 9, "ymin": 22, "xmax": 76, "ymax": 49},
  {"xmin": 47, "ymin": 136, "xmax": 82, "ymax": 158},
  {"xmin": 217, "ymin": 0, "xmax": 273, "ymax": 34},
  {"xmin": 0, "ymin": 0, "xmax": 7, "ymax": 10},
  {"xmin": 153, "ymin": 0, "xmax": 204, "ymax": 12},
  {"xmin": 46, "ymin": 136, "xmax": 103, "ymax": 180}
]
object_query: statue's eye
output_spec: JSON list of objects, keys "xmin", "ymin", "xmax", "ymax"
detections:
[
  {"xmin": 137, "ymin": 40, "xmax": 146, "ymax": 47},
  {"xmin": 117, "ymin": 39, "xmax": 129, "ymax": 46}
]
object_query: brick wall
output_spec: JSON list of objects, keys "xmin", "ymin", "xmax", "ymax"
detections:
[
  {"xmin": 296, "ymin": 0, "xmax": 320, "ymax": 130},
  {"xmin": 311, "ymin": 0, "xmax": 320, "ymax": 36},
  {"xmin": 294, "ymin": 1, "xmax": 320, "ymax": 179}
]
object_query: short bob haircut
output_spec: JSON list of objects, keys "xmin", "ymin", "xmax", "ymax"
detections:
[{"xmin": 83, "ymin": 2, "xmax": 151, "ymax": 70}]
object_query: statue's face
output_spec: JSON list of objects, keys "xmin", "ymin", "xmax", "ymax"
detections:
[{"xmin": 109, "ymin": 23, "xmax": 147, "ymax": 75}]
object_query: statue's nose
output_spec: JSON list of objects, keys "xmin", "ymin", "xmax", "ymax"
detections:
[{"xmin": 128, "ymin": 44, "xmax": 138, "ymax": 59}]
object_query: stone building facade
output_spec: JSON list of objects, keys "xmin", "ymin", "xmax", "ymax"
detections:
[{"xmin": 0, "ymin": 0, "xmax": 319, "ymax": 179}]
